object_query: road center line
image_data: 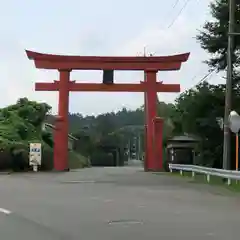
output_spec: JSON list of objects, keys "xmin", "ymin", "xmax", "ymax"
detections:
[{"xmin": 0, "ymin": 207, "xmax": 11, "ymax": 215}]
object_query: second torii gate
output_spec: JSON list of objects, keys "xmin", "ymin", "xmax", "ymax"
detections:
[{"xmin": 26, "ymin": 50, "xmax": 190, "ymax": 171}]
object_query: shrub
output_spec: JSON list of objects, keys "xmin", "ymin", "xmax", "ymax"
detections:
[{"xmin": 90, "ymin": 150, "xmax": 114, "ymax": 166}]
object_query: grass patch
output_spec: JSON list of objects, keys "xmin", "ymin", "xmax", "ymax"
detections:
[
  {"xmin": 69, "ymin": 151, "xmax": 90, "ymax": 169},
  {"xmin": 167, "ymin": 171, "xmax": 240, "ymax": 192}
]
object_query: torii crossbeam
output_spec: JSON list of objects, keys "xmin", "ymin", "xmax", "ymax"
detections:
[{"xmin": 26, "ymin": 50, "xmax": 190, "ymax": 172}]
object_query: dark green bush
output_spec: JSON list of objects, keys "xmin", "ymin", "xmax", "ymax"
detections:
[
  {"xmin": 90, "ymin": 150, "xmax": 114, "ymax": 166},
  {"xmin": 42, "ymin": 131, "xmax": 54, "ymax": 148}
]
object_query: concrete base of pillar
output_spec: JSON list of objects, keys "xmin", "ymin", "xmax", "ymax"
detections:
[
  {"xmin": 52, "ymin": 168, "xmax": 70, "ymax": 172},
  {"xmin": 144, "ymin": 168, "xmax": 165, "ymax": 172}
]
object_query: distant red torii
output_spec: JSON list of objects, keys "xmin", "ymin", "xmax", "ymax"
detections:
[{"xmin": 26, "ymin": 50, "xmax": 190, "ymax": 172}]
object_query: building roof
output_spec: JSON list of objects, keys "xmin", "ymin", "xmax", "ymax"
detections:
[
  {"xmin": 43, "ymin": 123, "xmax": 78, "ymax": 141},
  {"xmin": 168, "ymin": 135, "xmax": 199, "ymax": 142}
]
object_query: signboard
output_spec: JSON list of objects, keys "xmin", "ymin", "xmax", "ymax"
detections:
[{"xmin": 29, "ymin": 143, "xmax": 42, "ymax": 166}]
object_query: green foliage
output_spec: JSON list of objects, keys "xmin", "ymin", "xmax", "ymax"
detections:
[
  {"xmin": 0, "ymin": 98, "xmax": 87, "ymax": 171},
  {"xmin": 196, "ymin": 0, "xmax": 240, "ymax": 78},
  {"xmin": 172, "ymin": 81, "xmax": 240, "ymax": 168},
  {"xmin": 90, "ymin": 150, "xmax": 114, "ymax": 166},
  {"xmin": 185, "ymin": 0, "xmax": 240, "ymax": 169},
  {"xmin": 69, "ymin": 151, "xmax": 90, "ymax": 168},
  {"xmin": 1, "ymin": 97, "xmax": 176, "ymax": 170},
  {"xmin": 42, "ymin": 131, "xmax": 54, "ymax": 148},
  {"xmin": 53, "ymin": 102, "xmax": 175, "ymax": 166},
  {"xmin": 0, "ymin": 98, "xmax": 51, "ymax": 170},
  {"xmin": 0, "ymin": 98, "xmax": 49, "ymax": 144},
  {"xmin": 74, "ymin": 132, "xmax": 95, "ymax": 157}
]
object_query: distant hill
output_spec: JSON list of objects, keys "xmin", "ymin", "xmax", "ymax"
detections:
[
  {"xmin": 45, "ymin": 101, "xmax": 176, "ymax": 167},
  {"xmin": 46, "ymin": 101, "xmax": 175, "ymax": 138}
]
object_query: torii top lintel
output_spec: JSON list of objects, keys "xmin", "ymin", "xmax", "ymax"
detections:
[{"xmin": 26, "ymin": 50, "xmax": 190, "ymax": 71}]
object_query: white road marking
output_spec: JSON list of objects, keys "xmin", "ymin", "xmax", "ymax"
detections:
[
  {"xmin": 63, "ymin": 180, "xmax": 96, "ymax": 183},
  {"xmin": 206, "ymin": 232, "xmax": 215, "ymax": 236},
  {"xmin": 108, "ymin": 220, "xmax": 143, "ymax": 225},
  {"xmin": 90, "ymin": 196, "xmax": 101, "ymax": 200},
  {"xmin": 0, "ymin": 208, "xmax": 11, "ymax": 215},
  {"xmin": 103, "ymin": 199, "xmax": 113, "ymax": 203}
]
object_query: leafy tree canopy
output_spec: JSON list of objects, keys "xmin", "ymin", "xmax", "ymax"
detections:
[
  {"xmin": 172, "ymin": 81, "xmax": 240, "ymax": 168},
  {"xmin": 0, "ymin": 97, "xmax": 51, "ymax": 148},
  {"xmin": 0, "ymin": 98, "xmax": 88, "ymax": 170},
  {"xmin": 196, "ymin": 0, "xmax": 240, "ymax": 78}
]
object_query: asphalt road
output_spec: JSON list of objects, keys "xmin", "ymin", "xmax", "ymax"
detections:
[{"xmin": 0, "ymin": 165, "xmax": 240, "ymax": 239}]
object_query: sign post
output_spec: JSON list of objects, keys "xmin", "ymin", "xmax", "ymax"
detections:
[
  {"xmin": 29, "ymin": 143, "xmax": 42, "ymax": 172},
  {"xmin": 229, "ymin": 111, "xmax": 240, "ymax": 171}
]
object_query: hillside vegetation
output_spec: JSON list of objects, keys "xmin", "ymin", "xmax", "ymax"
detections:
[{"xmin": 0, "ymin": 98, "xmax": 88, "ymax": 171}]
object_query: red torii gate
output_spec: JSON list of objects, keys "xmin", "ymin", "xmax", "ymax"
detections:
[{"xmin": 26, "ymin": 50, "xmax": 189, "ymax": 171}]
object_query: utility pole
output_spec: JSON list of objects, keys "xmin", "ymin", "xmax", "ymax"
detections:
[{"xmin": 223, "ymin": 0, "xmax": 235, "ymax": 170}]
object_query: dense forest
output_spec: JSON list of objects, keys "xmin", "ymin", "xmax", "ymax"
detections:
[{"xmin": 45, "ymin": 100, "xmax": 176, "ymax": 167}]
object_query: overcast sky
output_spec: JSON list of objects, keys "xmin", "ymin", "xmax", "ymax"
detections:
[{"xmin": 0, "ymin": 0, "xmax": 224, "ymax": 116}]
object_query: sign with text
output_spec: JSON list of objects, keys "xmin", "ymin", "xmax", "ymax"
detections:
[{"xmin": 29, "ymin": 143, "xmax": 42, "ymax": 166}]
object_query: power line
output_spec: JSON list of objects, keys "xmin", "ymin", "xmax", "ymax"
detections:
[
  {"xmin": 194, "ymin": 69, "xmax": 216, "ymax": 86},
  {"xmin": 164, "ymin": 0, "xmax": 181, "ymax": 28},
  {"xmin": 142, "ymin": 0, "xmax": 193, "ymax": 56},
  {"xmin": 167, "ymin": 0, "xmax": 192, "ymax": 29},
  {"xmin": 172, "ymin": 0, "xmax": 180, "ymax": 9},
  {"xmin": 180, "ymin": 69, "xmax": 216, "ymax": 95}
]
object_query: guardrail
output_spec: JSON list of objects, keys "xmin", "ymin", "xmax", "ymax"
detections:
[{"xmin": 169, "ymin": 164, "xmax": 240, "ymax": 185}]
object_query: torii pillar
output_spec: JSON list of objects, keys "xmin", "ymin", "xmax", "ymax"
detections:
[
  {"xmin": 144, "ymin": 70, "xmax": 158, "ymax": 171},
  {"xmin": 153, "ymin": 117, "xmax": 164, "ymax": 170}
]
